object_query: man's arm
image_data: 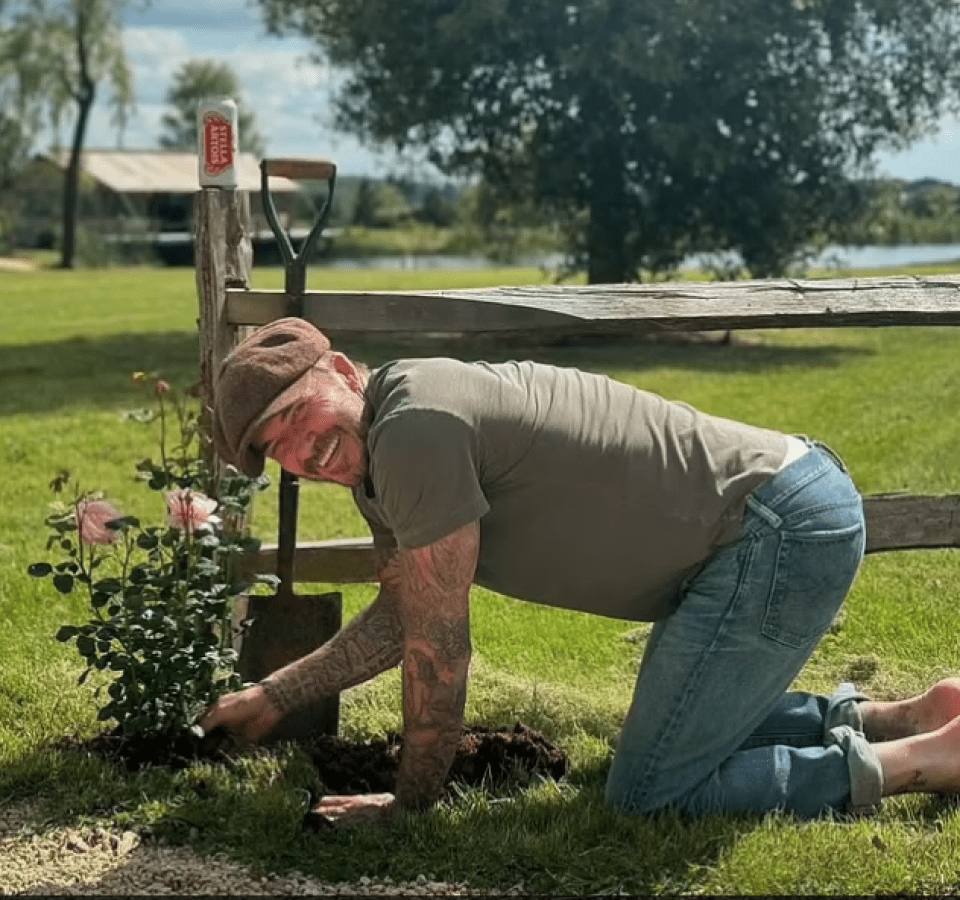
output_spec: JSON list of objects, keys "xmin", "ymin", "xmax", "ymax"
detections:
[
  {"xmin": 199, "ymin": 544, "xmax": 404, "ymax": 741},
  {"xmin": 385, "ymin": 520, "xmax": 478, "ymax": 812},
  {"xmin": 261, "ymin": 571, "xmax": 404, "ymax": 713}
]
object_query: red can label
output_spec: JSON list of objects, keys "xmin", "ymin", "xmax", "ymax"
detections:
[{"xmin": 202, "ymin": 112, "xmax": 235, "ymax": 176}]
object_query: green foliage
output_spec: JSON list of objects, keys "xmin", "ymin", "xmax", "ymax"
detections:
[
  {"xmin": 27, "ymin": 375, "xmax": 270, "ymax": 738},
  {"xmin": 159, "ymin": 59, "xmax": 266, "ymax": 156},
  {"xmin": 840, "ymin": 179, "xmax": 960, "ymax": 246},
  {"xmin": 349, "ymin": 177, "xmax": 413, "ymax": 227},
  {"xmin": 258, "ymin": 0, "xmax": 960, "ymax": 282},
  {"xmin": 1, "ymin": 0, "xmax": 134, "ymax": 268}
]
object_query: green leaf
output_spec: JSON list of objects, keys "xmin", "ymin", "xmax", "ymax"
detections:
[
  {"xmin": 27, "ymin": 562, "xmax": 53, "ymax": 577},
  {"xmin": 52, "ymin": 573, "xmax": 74, "ymax": 594},
  {"xmin": 129, "ymin": 567, "xmax": 149, "ymax": 584},
  {"xmin": 77, "ymin": 667, "xmax": 92, "ymax": 686},
  {"xmin": 136, "ymin": 531, "xmax": 159, "ymax": 551},
  {"xmin": 108, "ymin": 516, "xmax": 140, "ymax": 531},
  {"xmin": 92, "ymin": 577, "xmax": 123, "ymax": 595},
  {"xmin": 55, "ymin": 624, "xmax": 79, "ymax": 642}
]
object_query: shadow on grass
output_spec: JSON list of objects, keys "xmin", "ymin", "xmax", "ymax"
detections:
[
  {"xmin": 4, "ymin": 738, "xmax": 757, "ymax": 896},
  {"xmin": 335, "ymin": 331, "xmax": 874, "ymax": 377},
  {"xmin": 182, "ymin": 757, "xmax": 759, "ymax": 896},
  {"xmin": 0, "ymin": 332, "xmax": 201, "ymax": 417},
  {"xmin": 1, "ymin": 329, "xmax": 872, "ymax": 418}
]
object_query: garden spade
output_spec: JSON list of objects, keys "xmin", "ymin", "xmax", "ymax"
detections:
[
  {"xmin": 238, "ymin": 470, "xmax": 342, "ymax": 739},
  {"xmin": 236, "ymin": 158, "xmax": 342, "ymax": 740}
]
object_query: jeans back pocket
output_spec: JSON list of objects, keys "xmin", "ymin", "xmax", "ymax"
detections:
[{"xmin": 760, "ymin": 522, "xmax": 865, "ymax": 649}]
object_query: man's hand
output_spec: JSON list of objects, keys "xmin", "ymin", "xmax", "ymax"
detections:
[
  {"xmin": 198, "ymin": 684, "xmax": 283, "ymax": 743},
  {"xmin": 306, "ymin": 793, "xmax": 396, "ymax": 830}
]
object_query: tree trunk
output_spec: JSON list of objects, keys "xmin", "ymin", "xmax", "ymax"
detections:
[
  {"xmin": 60, "ymin": 3, "xmax": 96, "ymax": 270},
  {"xmin": 585, "ymin": 137, "xmax": 633, "ymax": 285},
  {"xmin": 61, "ymin": 85, "xmax": 94, "ymax": 269}
]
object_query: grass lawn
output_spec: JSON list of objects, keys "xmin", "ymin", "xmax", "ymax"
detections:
[{"xmin": 3, "ymin": 259, "xmax": 960, "ymax": 893}]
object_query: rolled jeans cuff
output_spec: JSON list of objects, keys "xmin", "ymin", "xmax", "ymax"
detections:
[
  {"xmin": 826, "ymin": 724, "xmax": 884, "ymax": 813},
  {"xmin": 824, "ymin": 681, "xmax": 868, "ymax": 734}
]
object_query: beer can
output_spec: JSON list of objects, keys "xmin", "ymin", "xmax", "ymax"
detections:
[{"xmin": 198, "ymin": 97, "xmax": 239, "ymax": 188}]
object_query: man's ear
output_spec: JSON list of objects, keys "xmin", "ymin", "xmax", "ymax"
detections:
[{"xmin": 330, "ymin": 352, "xmax": 364, "ymax": 393}]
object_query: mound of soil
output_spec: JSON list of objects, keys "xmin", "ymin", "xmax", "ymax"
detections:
[
  {"xmin": 62, "ymin": 721, "xmax": 570, "ymax": 798},
  {"xmin": 300, "ymin": 722, "xmax": 569, "ymax": 795}
]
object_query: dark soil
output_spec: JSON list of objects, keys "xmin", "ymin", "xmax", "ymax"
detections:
[
  {"xmin": 300, "ymin": 722, "xmax": 570, "ymax": 795},
  {"xmin": 62, "ymin": 721, "xmax": 570, "ymax": 797}
]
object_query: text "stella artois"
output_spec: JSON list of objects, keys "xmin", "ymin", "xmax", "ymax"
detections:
[{"xmin": 198, "ymin": 98, "xmax": 239, "ymax": 188}]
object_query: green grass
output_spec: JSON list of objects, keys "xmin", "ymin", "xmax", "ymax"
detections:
[{"xmin": 4, "ymin": 260, "xmax": 960, "ymax": 893}]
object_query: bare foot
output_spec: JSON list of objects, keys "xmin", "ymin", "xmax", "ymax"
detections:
[
  {"xmin": 877, "ymin": 713, "xmax": 960, "ymax": 797},
  {"xmin": 861, "ymin": 677, "xmax": 960, "ymax": 742}
]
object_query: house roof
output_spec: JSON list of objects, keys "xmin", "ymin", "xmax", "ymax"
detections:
[{"xmin": 49, "ymin": 150, "xmax": 302, "ymax": 194}]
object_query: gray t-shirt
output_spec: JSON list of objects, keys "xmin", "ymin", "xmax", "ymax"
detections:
[{"xmin": 352, "ymin": 358, "xmax": 787, "ymax": 622}]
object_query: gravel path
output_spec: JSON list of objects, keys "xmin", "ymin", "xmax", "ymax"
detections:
[{"xmin": 0, "ymin": 802, "xmax": 508, "ymax": 896}]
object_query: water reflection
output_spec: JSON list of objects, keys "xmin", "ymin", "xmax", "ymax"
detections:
[{"xmin": 321, "ymin": 244, "xmax": 960, "ymax": 272}]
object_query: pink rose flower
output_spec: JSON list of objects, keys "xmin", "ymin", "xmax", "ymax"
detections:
[
  {"xmin": 75, "ymin": 499, "xmax": 123, "ymax": 545},
  {"xmin": 166, "ymin": 489, "xmax": 219, "ymax": 533}
]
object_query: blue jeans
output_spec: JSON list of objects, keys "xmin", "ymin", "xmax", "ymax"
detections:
[{"xmin": 605, "ymin": 444, "xmax": 880, "ymax": 819}]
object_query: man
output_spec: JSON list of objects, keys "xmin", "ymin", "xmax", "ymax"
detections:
[{"xmin": 201, "ymin": 317, "xmax": 960, "ymax": 827}]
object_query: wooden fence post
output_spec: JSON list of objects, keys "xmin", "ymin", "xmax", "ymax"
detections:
[
  {"xmin": 195, "ymin": 187, "xmax": 252, "ymax": 460},
  {"xmin": 194, "ymin": 186, "xmax": 255, "ymax": 666}
]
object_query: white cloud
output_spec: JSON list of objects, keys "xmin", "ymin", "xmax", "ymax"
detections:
[{"xmin": 124, "ymin": 28, "xmax": 194, "ymax": 105}]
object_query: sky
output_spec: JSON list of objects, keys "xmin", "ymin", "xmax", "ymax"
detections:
[{"xmin": 67, "ymin": 0, "xmax": 960, "ymax": 184}]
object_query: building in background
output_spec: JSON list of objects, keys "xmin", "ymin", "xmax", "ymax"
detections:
[{"xmin": 11, "ymin": 150, "xmax": 317, "ymax": 264}]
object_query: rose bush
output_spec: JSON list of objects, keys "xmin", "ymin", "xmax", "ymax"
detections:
[{"xmin": 29, "ymin": 374, "xmax": 271, "ymax": 739}]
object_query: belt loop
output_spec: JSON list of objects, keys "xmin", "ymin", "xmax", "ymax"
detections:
[
  {"xmin": 809, "ymin": 438, "xmax": 850, "ymax": 474},
  {"xmin": 746, "ymin": 494, "xmax": 782, "ymax": 528}
]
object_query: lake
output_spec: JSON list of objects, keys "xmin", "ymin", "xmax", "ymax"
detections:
[{"xmin": 322, "ymin": 243, "xmax": 960, "ymax": 272}]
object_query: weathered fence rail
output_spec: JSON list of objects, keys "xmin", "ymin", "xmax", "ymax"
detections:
[{"xmin": 226, "ymin": 275, "xmax": 960, "ymax": 336}]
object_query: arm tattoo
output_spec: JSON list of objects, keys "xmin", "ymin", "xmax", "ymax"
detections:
[
  {"xmin": 388, "ymin": 522, "xmax": 479, "ymax": 812},
  {"xmin": 261, "ymin": 544, "xmax": 404, "ymax": 714}
]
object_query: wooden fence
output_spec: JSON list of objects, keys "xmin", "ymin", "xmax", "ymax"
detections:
[{"xmin": 195, "ymin": 187, "xmax": 960, "ymax": 588}]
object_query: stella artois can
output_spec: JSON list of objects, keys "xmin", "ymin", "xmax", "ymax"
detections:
[{"xmin": 198, "ymin": 98, "xmax": 239, "ymax": 188}]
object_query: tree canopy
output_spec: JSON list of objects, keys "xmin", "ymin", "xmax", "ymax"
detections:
[
  {"xmin": 257, "ymin": 0, "xmax": 960, "ymax": 282},
  {"xmin": 159, "ymin": 59, "xmax": 265, "ymax": 157},
  {"xmin": 1, "ymin": 0, "xmax": 133, "ymax": 267}
]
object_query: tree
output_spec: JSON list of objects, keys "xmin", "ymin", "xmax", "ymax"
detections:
[
  {"xmin": 1, "ymin": 0, "xmax": 133, "ymax": 268},
  {"xmin": 350, "ymin": 177, "xmax": 412, "ymax": 227},
  {"xmin": 159, "ymin": 60, "xmax": 265, "ymax": 157},
  {"xmin": 257, "ymin": 0, "xmax": 960, "ymax": 282}
]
